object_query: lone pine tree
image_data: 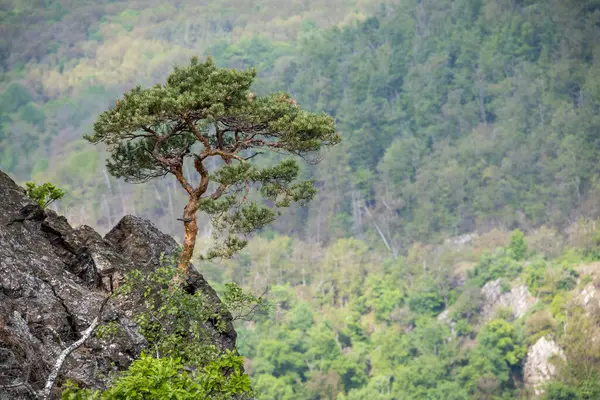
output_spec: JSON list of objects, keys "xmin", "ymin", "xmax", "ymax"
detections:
[{"xmin": 86, "ymin": 57, "xmax": 339, "ymax": 278}]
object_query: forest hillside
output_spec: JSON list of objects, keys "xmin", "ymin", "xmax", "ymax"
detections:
[{"xmin": 2, "ymin": 0, "xmax": 600, "ymax": 399}]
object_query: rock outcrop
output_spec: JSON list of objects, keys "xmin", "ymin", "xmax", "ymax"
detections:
[
  {"xmin": 579, "ymin": 282, "xmax": 600, "ymax": 312},
  {"xmin": 481, "ymin": 279, "xmax": 537, "ymax": 321},
  {"xmin": 523, "ymin": 336, "xmax": 566, "ymax": 396},
  {"xmin": 0, "ymin": 170, "xmax": 236, "ymax": 399}
]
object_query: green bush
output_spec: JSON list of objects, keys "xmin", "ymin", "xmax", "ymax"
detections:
[
  {"xmin": 507, "ymin": 229, "xmax": 528, "ymax": 261},
  {"xmin": 477, "ymin": 319, "xmax": 525, "ymax": 368},
  {"xmin": 543, "ymin": 382, "xmax": 579, "ymax": 400},
  {"xmin": 62, "ymin": 352, "xmax": 251, "ymax": 400},
  {"xmin": 24, "ymin": 181, "xmax": 66, "ymax": 208},
  {"xmin": 525, "ymin": 260, "xmax": 578, "ymax": 299},
  {"xmin": 408, "ymin": 282, "xmax": 445, "ymax": 316},
  {"xmin": 468, "ymin": 250, "xmax": 522, "ymax": 287},
  {"xmin": 63, "ymin": 257, "xmax": 257, "ymax": 399}
]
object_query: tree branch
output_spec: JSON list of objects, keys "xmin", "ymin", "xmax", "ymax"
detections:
[
  {"xmin": 243, "ymin": 152, "xmax": 263, "ymax": 161},
  {"xmin": 215, "ymin": 127, "xmax": 232, "ymax": 165},
  {"xmin": 141, "ymin": 126, "xmax": 160, "ymax": 138},
  {"xmin": 209, "ymin": 183, "xmax": 228, "ymax": 200},
  {"xmin": 40, "ymin": 296, "xmax": 111, "ymax": 400},
  {"xmin": 247, "ymin": 138, "xmax": 285, "ymax": 149},
  {"xmin": 173, "ymin": 165, "xmax": 194, "ymax": 196},
  {"xmin": 207, "ymin": 149, "xmax": 245, "ymax": 163},
  {"xmin": 186, "ymin": 119, "xmax": 211, "ymax": 152},
  {"xmin": 124, "ymin": 133, "xmax": 153, "ymax": 142},
  {"xmin": 193, "ymin": 156, "xmax": 210, "ymax": 199}
]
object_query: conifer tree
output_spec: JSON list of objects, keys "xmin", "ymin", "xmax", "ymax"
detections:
[{"xmin": 86, "ymin": 57, "xmax": 339, "ymax": 278}]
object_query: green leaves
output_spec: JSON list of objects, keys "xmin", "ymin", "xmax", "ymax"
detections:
[
  {"xmin": 24, "ymin": 181, "xmax": 66, "ymax": 208},
  {"xmin": 477, "ymin": 319, "xmax": 526, "ymax": 368},
  {"xmin": 101, "ymin": 355, "xmax": 203, "ymax": 400},
  {"xmin": 199, "ymin": 158, "xmax": 318, "ymax": 259},
  {"xmin": 508, "ymin": 229, "xmax": 528, "ymax": 261},
  {"xmin": 87, "ymin": 57, "xmax": 338, "ymax": 171},
  {"xmin": 63, "ymin": 353, "xmax": 252, "ymax": 400},
  {"xmin": 200, "ymin": 351, "xmax": 253, "ymax": 397},
  {"xmin": 86, "ymin": 56, "xmax": 339, "ymax": 262},
  {"xmin": 468, "ymin": 249, "xmax": 523, "ymax": 287},
  {"xmin": 221, "ymin": 282, "xmax": 269, "ymax": 322},
  {"xmin": 64, "ymin": 260, "xmax": 257, "ymax": 399}
]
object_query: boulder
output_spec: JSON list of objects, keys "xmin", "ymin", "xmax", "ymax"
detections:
[{"xmin": 0, "ymin": 170, "xmax": 236, "ymax": 399}]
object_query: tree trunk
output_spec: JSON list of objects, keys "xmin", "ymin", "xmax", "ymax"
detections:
[{"xmin": 178, "ymin": 199, "xmax": 199, "ymax": 276}]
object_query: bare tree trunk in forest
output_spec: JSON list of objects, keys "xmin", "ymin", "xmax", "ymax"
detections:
[
  {"xmin": 363, "ymin": 205, "xmax": 397, "ymax": 258},
  {"xmin": 352, "ymin": 190, "xmax": 363, "ymax": 237},
  {"xmin": 316, "ymin": 204, "xmax": 322, "ymax": 243},
  {"xmin": 475, "ymin": 67, "xmax": 487, "ymax": 126}
]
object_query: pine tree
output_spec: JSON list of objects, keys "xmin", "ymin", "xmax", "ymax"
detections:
[{"xmin": 86, "ymin": 57, "xmax": 339, "ymax": 278}]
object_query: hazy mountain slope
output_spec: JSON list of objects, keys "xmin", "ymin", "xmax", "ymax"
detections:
[
  {"xmin": 2, "ymin": 1, "xmax": 600, "ymax": 399},
  {"xmin": 0, "ymin": 0, "xmax": 379, "ymax": 235}
]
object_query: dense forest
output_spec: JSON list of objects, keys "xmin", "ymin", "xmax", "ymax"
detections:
[{"xmin": 2, "ymin": 0, "xmax": 600, "ymax": 398}]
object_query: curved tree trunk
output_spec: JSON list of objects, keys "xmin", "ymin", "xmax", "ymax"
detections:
[{"xmin": 178, "ymin": 199, "xmax": 199, "ymax": 276}]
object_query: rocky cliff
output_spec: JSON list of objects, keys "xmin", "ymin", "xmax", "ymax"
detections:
[
  {"xmin": 481, "ymin": 279, "xmax": 537, "ymax": 321},
  {"xmin": 0, "ymin": 170, "xmax": 236, "ymax": 399},
  {"xmin": 523, "ymin": 336, "xmax": 566, "ymax": 397}
]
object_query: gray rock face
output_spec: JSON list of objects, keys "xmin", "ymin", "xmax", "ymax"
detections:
[
  {"xmin": 481, "ymin": 279, "xmax": 537, "ymax": 321},
  {"xmin": 579, "ymin": 283, "xmax": 600, "ymax": 312},
  {"xmin": 524, "ymin": 336, "xmax": 565, "ymax": 396},
  {"xmin": 0, "ymin": 170, "xmax": 236, "ymax": 399}
]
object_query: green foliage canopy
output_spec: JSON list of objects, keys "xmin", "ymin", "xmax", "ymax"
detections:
[{"xmin": 85, "ymin": 56, "xmax": 339, "ymax": 263}]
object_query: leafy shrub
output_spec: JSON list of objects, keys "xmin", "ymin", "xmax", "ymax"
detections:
[
  {"xmin": 524, "ymin": 260, "xmax": 548, "ymax": 294},
  {"xmin": 525, "ymin": 311, "xmax": 556, "ymax": 343},
  {"xmin": 550, "ymin": 293, "xmax": 569, "ymax": 321},
  {"xmin": 450, "ymin": 286, "xmax": 482, "ymax": 321},
  {"xmin": 25, "ymin": 181, "xmax": 66, "ymax": 208},
  {"xmin": 455, "ymin": 319, "xmax": 473, "ymax": 337},
  {"xmin": 365, "ymin": 275, "xmax": 404, "ymax": 322},
  {"xmin": 493, "ymin": 306, "xmax": 514, "ymax": 321},
  {"xmin": 408, "ymin": 282, "xmax": 445, "ymax": 316},
  {"xmin": 477, "ymin": 319, "xmax": 525, "ymax": 368},
  {"xmin": 62, "ymin": 352, "xmax": 251, "ymax": 399},
  {"xmin": 543, "ymin": 382, "xmax": 579, "ymax": 400},
  {"xmin": 63, "ymin": 256, "xmax": 257, "ymax": 399},
  {"xmin": 525, "ymin": 260, "xmax": 578, "ymax": 299},
  {"xmin": 18, "ymin": 102, "xmax": 45, "ymax": 128},
  {"xmin": 0, "ymin": 82, "xmax": 32, "ymax": 113},
  {"xmin": 507, "ymin": 229, "xmax": 527, "ymax": 261},
  {"xmin": 468, "ymin": 250, "xmax": 522, "ymax": 287},
  {"xmin": 527, "ymin": 226, "xmax": 564, "ymax": 259}
]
